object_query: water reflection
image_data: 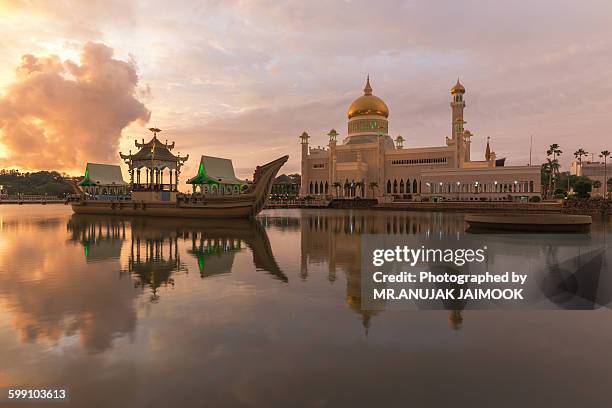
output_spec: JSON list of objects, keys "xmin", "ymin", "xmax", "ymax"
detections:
[
  {"xmin": 68, "ymin": 215, "xmax": 287, "ymax": 303},
  {"xmin": 1, "ymin": 214, "xmax": 137, "ymax": 353},
  {"xmin": 291, "ymin": 211, "xmax": 469, "ymax": 331},
  {"xmin": 67, "ymin": 216, "xmax": 127, "ymax": 261},
  {"xmin": 267, "ymin": 210, "xmax": 611, "ymax": 328},
  {"xmin": 2, "ymin": 208, "xmax": 612, "ymax": 406}
]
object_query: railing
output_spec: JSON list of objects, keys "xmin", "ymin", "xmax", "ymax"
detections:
[
  {"xmin": 132, "ymin": 184, "xmax": 176, "ymax": 192},
  {"xmin": 0, "ymin": 194, "xmax": 66, "ymax": 203},
  {"xmin": 266, "ymin": 198, "xmax": 330, "ymax": 208}
]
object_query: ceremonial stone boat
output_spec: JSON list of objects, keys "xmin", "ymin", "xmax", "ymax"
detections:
[
  {"xmin": 465, "ymin": 213, "xmax": 592, "ymax": 232},
  {"xmin": 70, "ymin": 128, "xmax": 288, "ymax": 219},
  {"xmin": 71, "ymin": 155, "xmax": 287, "ymax": 218}
]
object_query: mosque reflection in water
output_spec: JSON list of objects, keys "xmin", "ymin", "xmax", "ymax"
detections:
[
  {"xmin": 65, "ymin": 209, "xmax": 609, "ymax": 333},
  {"xmin": 70, "ymin": 209, "xmax": 574, "ymax": 331},
  {"xmin": 262, "ymin": 210, "xmax": 469, "ymax": 330},
  {"xmin": 68, "ymin": 211, "xmax": 468, "ymax": 331}
]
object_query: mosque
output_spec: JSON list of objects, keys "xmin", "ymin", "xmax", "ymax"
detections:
[{"xmin": 300, "ymin": 77, "xmax": 541, "ymax": 201}]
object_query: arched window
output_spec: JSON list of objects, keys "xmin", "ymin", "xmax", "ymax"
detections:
[
  {"xmin": 319, "ymin": 181, "xmax": 324, "ymax": 195},
  {"xmin": 406, "ymin": 178, "xmax": 411, "ymax": 193},
  {"xmin": 314, "ymin": 182, "xmax": 319, "ymax": 195},
  {"xmin": 399, "ymin": 179, "xmax": 404, "ymax": 194},
  {"xmin": 387, "ymin": 180, "xmax": 392, "ymax": 194},
  {"xmin": 325, "ymin": 181, "xmax": 329, "ymax": 194},
  {"xmin": 393, "ymin": 179, "xmax": 398, "ymax": 194},
  {"xmin": 413, "ymin": 179, "xmax": 418, "ymax": 194},
  {"xmin": 309, "ymin": 182, "xmax": 313, "ymax": 194}
]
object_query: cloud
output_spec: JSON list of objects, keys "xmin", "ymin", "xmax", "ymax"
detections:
[
  {"xmin": 0, "ymin": 216, "xmax": 137, "ymax": 353},
  {"xmin": 0, "ymin": 42, "xmax": 150, "ymax": 171},
  {"xmin": 3, "ymin": 1, "xmax": 612, "ymax": 173}
]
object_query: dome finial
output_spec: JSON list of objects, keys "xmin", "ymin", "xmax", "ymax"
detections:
[
  {"xmin": 364, "ymin": 74, "xmax": 372, "ymax": 95},
  {"xmin": 450, "ymin": 77, "xmax": 465, "ymax": 94},
  {"xmin": 347, "ymin": 74, "xmax": 389, "ymax": 119}
]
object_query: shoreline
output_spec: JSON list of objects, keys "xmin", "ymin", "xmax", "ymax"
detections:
[{"xmin": 374, "ymin": 202, "xmax": 562, "ymax": 213}]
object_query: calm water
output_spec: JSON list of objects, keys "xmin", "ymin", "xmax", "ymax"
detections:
[{"xmin": 0, "ymin": 205, "xmax": 611, "ymax": 407}]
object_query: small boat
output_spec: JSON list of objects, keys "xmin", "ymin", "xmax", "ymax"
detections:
[
  {"xmin": 465, "ymin": 213, "xmax": 592, "ymax": 232},
  {"xmin": 70, "ymin": 155, "xmax": 288, "ymax": 219}
]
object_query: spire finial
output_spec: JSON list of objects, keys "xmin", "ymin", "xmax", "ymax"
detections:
[
  {"xmin": 450, "ymin": 77, "xmax": 465, "ymax": 94},
  {"xmin": 364, "ymin": 74, "xmax": 372, "ymax": 95},
  {"xmin": 485, "ymin": 136, "xmax": 492, "ymax": 161},
  {"xmin": 148, "ymin": 127, "xmax": 162, "ymax": 139}
]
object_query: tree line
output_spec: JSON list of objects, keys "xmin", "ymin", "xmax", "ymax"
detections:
[
  {"xmin": 541, "ymin": 145, "xmax": 611, "ymax": 199},
  {"xmin": 0, "ymin": 170, "xmax": 77, "ymax": 196}
]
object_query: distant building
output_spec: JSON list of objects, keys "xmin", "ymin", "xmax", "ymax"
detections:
[
  {"xmin": 79, "ymin": 163, "xmax": 129, "ymax": 196},
  {"xmin": 300, "ymin": 77, "xmax": 541, "ymax": 201},
  {"xmin": 271, "ymin": 174, "xmax": 301, "ymax": 197},
  {"xmin": 570, "ymin": 160, "xmax": 612, "ymax": 196},
  {"xmin": 187, "ymin": 155, "xmax": 245, "ymax": 195}
]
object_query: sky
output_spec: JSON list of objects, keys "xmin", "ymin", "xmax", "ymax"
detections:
[{"xmin": 1, "ymin": 0, "xmax": 612, "ymax": 180}]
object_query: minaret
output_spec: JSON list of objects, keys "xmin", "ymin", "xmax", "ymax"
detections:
[
  {"xmin": 450, "ymin": 78, "xmax": 466, "ymax": 138},
  {"xmin": 395, "ymin": 134, "xmax": 404, "ymax": 149},
  {"xmin": 485, "ymin": 137, "xmax": 496, "ymax": 167},
  {"xmin": 463, "ymin": 129, "xmax": 472, "ymax": 162},
  {"xmin": 377, "ymin": 125, "xmax": 386, "ymax": 196},
  {"xmin": 300, "ymin": 131, "xmax": 310, "ymax": 196},
  {"xmin": 328, "ymin": 129, "xmax": 338, "ymax": 195},
  {"xmin": 450, "ymin": 78, "xmax": 466, "ymax": 167}
]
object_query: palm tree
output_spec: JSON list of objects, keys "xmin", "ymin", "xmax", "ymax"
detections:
[
  {"xmin": 549, "ymin": 159, "xmax": 560, "ymax": 175},
  {"xmin": 546, "ymin": 144, "xmax": 562, "ymax": 196},
  {"xmin": 600, "ymin": 150, "xmax": 610, "ymax": 199},
  {"xmin": 547, "ymin": 143, "xmax": 563, "ymax": 161},
  {"xmin": 332, "ymin": 181, "xmax": 341, "ymax": 197},
  {"xmin": 574, "ymin": 148, "xmax": 588, "ymax": 169},
  {"xmin": 368, "ymin": 181, "xmax": 379, "ymax": 198},
  {"xmin": 355, "ymin": 181, "xmax": 365, "ymax": 197},
  {"xmin": 542, "ymin": 158, "xmax": 559, "ymax": 198},
  {"xmin": 541, "ymin": 161, "xmax": 552, "ymax": 198}
]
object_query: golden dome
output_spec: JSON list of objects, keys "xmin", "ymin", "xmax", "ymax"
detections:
[
  {"xmin": 347, "ymin": 76, "xmax": 389, "ymax": 119},
  {"xmin": 450, "ymin": 78, "xmax": 465, "ymax": 94}
]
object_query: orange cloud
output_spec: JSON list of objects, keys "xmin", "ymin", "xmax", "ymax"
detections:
[{"xmin": 0, "ymin": 42, "xmax": 150, "ymax": 172}]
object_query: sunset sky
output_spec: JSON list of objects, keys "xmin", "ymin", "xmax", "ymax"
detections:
[{"xmin": 1, "ymin": 0, "xmax": 612, "ymax": 180}]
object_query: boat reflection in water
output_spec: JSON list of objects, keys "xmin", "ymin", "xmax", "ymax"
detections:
[
  {"xmin": 68, "ymin": 215, "xmax": 287, "ymax": 302},
  {"xmin": 3, "ymin": 207, "xmax": 611, "ymax": 407},
  {"xmin": 67, "ymin": 209, "xmax": 609, "ymax": 334}
]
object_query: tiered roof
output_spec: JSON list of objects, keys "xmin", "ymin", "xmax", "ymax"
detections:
[
  {"xmin": 187, "ymin": 155, "xmax": 244, "ymax": 186},
  {"xmin": 79, "ymin": 163, "xmax": 127, "ymax": 186},
  {"xmin": 120, "ymin": 128, "xmax": 189, "ymax": 168}
]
